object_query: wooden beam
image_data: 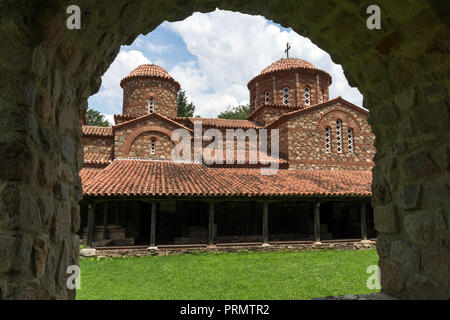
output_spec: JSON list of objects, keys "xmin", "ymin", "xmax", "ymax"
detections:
[
  {"xmin": 208, "ymin": 202, "xmax": 215, "ymax": 246},
  {"xmin": 150, "ymin": 202, "xmax": 157, "ymax": 247},
  {"xmin": 263, "ymin": 202, "xmax": 269, "ymax": 245},
  {"xmin": 360, "ymin": 202, "xmax": 368, "ymax": 241},
  {"xmin": 103, "ymin": 201, "xmax": 108, "ymax": 240},
  {"xmin": 87, "ymin": 202, "xmax": 96, "ymax": 248},
  {"xmin": 314, "ymin": 202, "xmax": 321, "ymax": 243}
]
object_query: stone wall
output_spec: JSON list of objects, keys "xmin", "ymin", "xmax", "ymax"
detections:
[
  {"xmin": 82, "ymin": 136, "xmax": 113, "ymax": 160},
  {"xmin": 122, "ymin": 78, "xmax": 178, "ymax": 118},
  {"xmin": 0, "ymin": 0, "xmax": 448, "ymax": 299}
]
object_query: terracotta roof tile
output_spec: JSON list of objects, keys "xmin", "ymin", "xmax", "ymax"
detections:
[
  {"xmin": 82, "ymin": 125, "xmax": 113, "ymax": 137},
  {"xmin": 84, "ymin": 153, "xmax": 112, "ymax": 165},
  {"xmin": 120, "ymin": 64, "xmax": 180, "ymax": 90},
  {"xmin": 189, "ymin": 118, "xmax": 261, "ymax": 129},
  {"xmin": 83, "ymin": 159, "xmax": 372, "ymax": 198},
  {"xmin": 248, "ymin": 58, "xmax": 332, "ymax": 87},
  {"xmin": 80, "ymin": 167, "xmax": 103, "ymax": 185}
]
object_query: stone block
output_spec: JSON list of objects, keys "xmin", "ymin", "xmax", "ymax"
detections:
[
  {"xmin": 399, "ymin": 184, "xmax": 421, "ymax": 210},
  {"xmin": 404, "ymin": 211, "xmax": 438, "ymax": 246},
  {"xmin": 374, "ymin": 205, "xmax": 398, "ymax": 233},
  {"xmin": 390, "ymin": 240, "xmax": 420, "ymax": 272},
  {"xmin": 80, "ymin": 248, "xmax": 96, "ymax": 257},
  {"xmin": 406, "ymin": 274, "xmax": 448, "ymax": 300},
  {"xmin": 379, "ymin": 259, "xmax": 404, "ymax": 294},
  {"xmin": 422, "ymin": 249, "xmax": 450, "ymax": 287},
  {"xmin": 402, "ymin": 152, "xmax": 439, "ymax": 179}
]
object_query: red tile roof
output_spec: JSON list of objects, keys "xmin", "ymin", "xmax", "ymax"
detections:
[
  {"xmin": 80, "ymin": 167, "xmax": 103, "ymax": 185},
  {"xmin": 82, "ymin": 125, "xmax": 113, "ymax": 137},
  {"xmin": 84, "ymin": 153, "xmax": 112, "ymax": 166},
  {"xmin": 248, "ymin": 58, "xmax": 332, "ymax": 87},
  {"xmin": 83, "ymin": 159, "xmax": 372, "ymax": 198},
  {"xmin": 120, "ymin": 64, "xmax": 180, "ymax": 90},
  {"xmin": 247, "ymin": 104, "xmax": 301, "ymax": 121},
  {"xmin": 188, "ymin": 118, "xmax": 261, "ymax": 129}
]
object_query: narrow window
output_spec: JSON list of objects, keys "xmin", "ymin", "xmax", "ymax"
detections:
[
  {"xmin": 264, "ymin": 91, "xmax": 270, "ymax": 104},
  {"xmin": 336, "ymin": 120, "xmax": 342, "ymax": 153},
  {"xmin": 283, "ymin": 87, "xmax": 289, "ymax": 105},
  {"xmin": 148, "ymin": 97, "xmax": 154, "ymax": 114},
  {"xmin": 325, "ymin": 127, "xmax": 331, "ymax": 153},
  {"xmin": 150, "ymin": 138, "xmax": 156, "ymax": 155},
  {"xmin": 321, "ymin": 89, "xmax": 325, "ymax": 102},
  {"xmin": 348, "ymin": 128, "xmax": 354, "ymax": 153},
  {"xmin": 304, "ymin": 86, "xmax": 311, "ymax": 106}
]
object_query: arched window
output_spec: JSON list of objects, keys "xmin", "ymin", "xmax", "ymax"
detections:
[
  {"xmin": 348, "ymin": 128, "xmax": 354, "ymax": 153},
  {"xmin": 150, "ymin": 138, "xmax": 156, "ymax": 154},
  {"xmin": 148, "ymin": 97, "xmax": 154, "ymax": 114},
  {"xmin": 336, "ymin": 120, "xmax": 342, "ymax": 153},
  {"xmin": 325, "ymin": 127, "xmax": 331, "ymax": 153},
  {"xmin": 304, "ymin": 86, "xmax": 311, "ymax": 106},
  {"xmin": 264, "ymin": 91, "xmax": 270, "ymax": 104},
  {"xmin": 282, "ymin": 87, "xmax": 290, "ymax": 105}
]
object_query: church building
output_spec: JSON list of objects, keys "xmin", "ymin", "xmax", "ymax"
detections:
[{"xmin": 80, "ymin": 55, "xmax": 376, "ymax": 249}]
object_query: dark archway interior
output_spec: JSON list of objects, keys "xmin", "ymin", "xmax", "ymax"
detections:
[{"xmin": 0, "ymin": 0, "xmax": 448, "ymax": 299}]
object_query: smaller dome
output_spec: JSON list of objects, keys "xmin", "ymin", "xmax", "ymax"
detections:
[
  {"xmin": 120, "ymin": 64, "xmax": 180, "ymax": 90},
  {"xmin": 259, "ymin": 58, "xmax": 318, "ymax": 75}
]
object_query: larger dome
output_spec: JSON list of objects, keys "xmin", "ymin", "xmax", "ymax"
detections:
[
  {"xmin": 259, "ymin": 58, "xmax": 318, "ymax": 75},
  {"xmin": 120, "ymin": 64, "xmax": 180, "ymax": 89}
]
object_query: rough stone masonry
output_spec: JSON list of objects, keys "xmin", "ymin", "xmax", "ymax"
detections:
[{"xmin": 0, "ymin": 0, "xmax": 448, "ymax": 299}]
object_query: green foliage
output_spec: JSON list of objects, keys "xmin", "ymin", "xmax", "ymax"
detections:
[
  {"xmin": 177, "ymin": 90, "xmax": 196, "ymax": 117},
  {"xmin": 86, "ymin": 109, "xmax": 110, "ymax": 127},
  {"xmin": 218, "ymin": 104, "xmax": 251, "ymax": 120},
  {"xmin": 77, "ymin": 249, "xmax": 379, "ymax": 300}
]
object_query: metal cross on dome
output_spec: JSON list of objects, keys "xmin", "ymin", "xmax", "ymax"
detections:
[{"xmin": 285, "ymin": 42, "xmax": 291, "ymax": 58}]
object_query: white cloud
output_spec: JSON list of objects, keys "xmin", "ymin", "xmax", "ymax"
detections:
[
  {"xmin": 166, "ymin": 10, "xmax": 363, "ymax": 117},
  {"xmin": 88, "ymin": 10, "xmax": 363, "ymax": 118},
  {"xmin": 88, "ymin": 50, "xmax": 151, "ymax": 114}
]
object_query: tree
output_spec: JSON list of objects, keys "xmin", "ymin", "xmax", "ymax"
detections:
[
  {"xmin": 177, "ymin": 90, "xmax": 196, "ymax": 117},
  {"xmin": 217, "ymin": 104, "xmax": 251, "ymax": 120},
  {"xmin": 85, "ymin": 109, "xmax": 110, "ymax": 126}
]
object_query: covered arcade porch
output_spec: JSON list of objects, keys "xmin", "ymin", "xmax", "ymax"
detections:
[{"xmin": 79, "ymin": 197, "xmax": 376, "ymax": 249}]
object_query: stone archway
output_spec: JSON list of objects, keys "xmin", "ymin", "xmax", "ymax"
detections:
[{"xmin": 0, "ymin": 1, "xmax": 448, "ymax": 299}]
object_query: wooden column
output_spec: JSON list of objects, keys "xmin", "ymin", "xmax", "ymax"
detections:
[
  {"xmin": 360, "ymin": 202, "xmax": 368, "ymax": 241},
  {"xmin": 208, "ymin": 202, "xmax": 215, "ymax": 246},
  {"xmin": 103, "ymin": 201, "xmax": 108, "ymax": 240},
  {"xmin": 263, "ymin": 202, "xmax": 269, "ymax": 245},
  {"xmin": 150, "ymin": 202, "xmax": 157, "ymax": 247},
  {"xmin": 314, "ymin": 202, "xmax": 321, "ymax": 243},
  {"xmin": 87, "ymin": 202, "xmax": 96, "ymax": 248}
]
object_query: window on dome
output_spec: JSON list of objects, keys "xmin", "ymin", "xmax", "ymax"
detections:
[
  {"xmin": 150, "ymin": 138, "xmax": 156, "ymax": 154},
  {"xmin": 264, "ymin": 91, "xmax": 270, "ymax": 104},
  {"xmin": 336, "ymin": 120, "xmax": 342, "ymax": 153},
  {"xmin": 325, "ymin": 127, "xmax": 331, "ymax": 153},
  {"xmin": 148, "ymin": 97, "xmax": 154, "ymax": 113},
  {"xmin": 348, "ymin": 128, "xmax": 354, "ymax": 153},
  {"xmin": 304, "ymin": 86, "xmax": 311, "ymax": 106},
  {"xmin": 282, "ymin": 87, "xmax": 289, "ymax": 105}
]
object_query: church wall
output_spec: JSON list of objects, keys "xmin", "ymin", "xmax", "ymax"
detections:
[
  {"xmin": 82, "ymin": 136, "xmax": 114, "ymax": 158},
  {"xmin": 128, "ymin": 132, "xmax": 174, "ymax": 159},
  {"xmin": 282, "ymin": 102, "xmax": 375, "ymax": 170},
  {"xmin": 250, "ymin": 105, "xmax": 298, "ymax": 127},
  {"xmin": 114, "ymin": 117, "xmax": 179, "ymax": 159},
  {"xmin": 249, "ymin": 70, "xmax": 330, "ymax": 110},
  {"xmin": 122, "ymin": 78, "xmax": 178, "ymax": 118}
]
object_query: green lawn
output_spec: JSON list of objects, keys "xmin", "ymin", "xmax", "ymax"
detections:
[{"xmin": 77, "ymin": 249, "xmax": 379, "ymax": 300}]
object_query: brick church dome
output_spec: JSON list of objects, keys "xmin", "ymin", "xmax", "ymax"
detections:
[
  {"xmin": 259, "ymin": 58, "xmax": 318, "ymax": 75},
  {"xmin": 120, "ymin": 64, "xmax": 180, "ymax": 90}
]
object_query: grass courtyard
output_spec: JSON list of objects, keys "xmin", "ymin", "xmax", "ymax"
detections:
[{"xmin": 77, "ymin": 249, "xmax": 379, "ymax": 300}]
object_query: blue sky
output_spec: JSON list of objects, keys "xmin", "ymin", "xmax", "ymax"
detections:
[{"xmin": 88, "ymin": 9, "xmax": 363, "ymax": 124}]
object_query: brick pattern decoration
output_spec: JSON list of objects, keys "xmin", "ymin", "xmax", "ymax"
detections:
[
  {"xmin": 269, "ymin": 98, "xmax": 375, "ymax": 171},
  {"xmin": 122, "ymin": 78, "xmax": 178, "ymax": 118}
]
